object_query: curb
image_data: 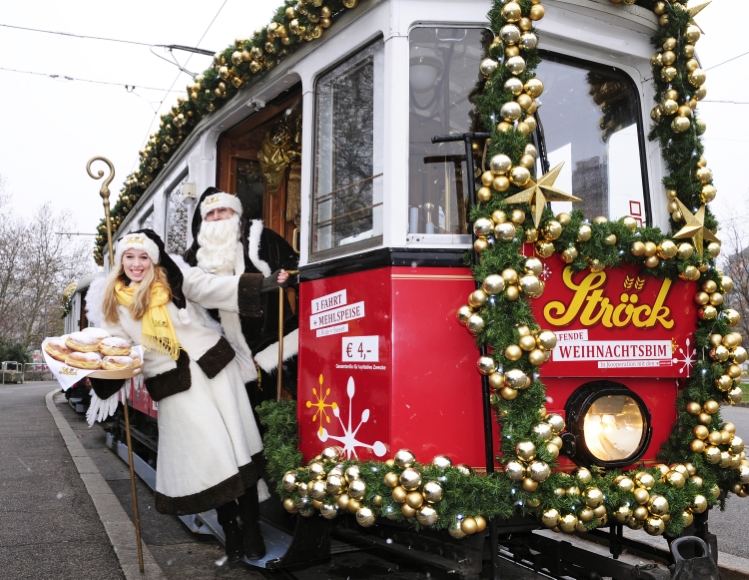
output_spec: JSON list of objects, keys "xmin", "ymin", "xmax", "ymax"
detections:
[{"xmin": 46, "ymin": 389, "xmax": 166, "ymax": 580}]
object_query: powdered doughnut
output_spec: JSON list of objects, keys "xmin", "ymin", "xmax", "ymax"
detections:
[
  {"xmin": 44, "ymin": 338, "xmax": 71, "ymax": 362},
  {"xmin": 102, "ymin": 355, "xmax": 134, "ymax": 371},
  {"xmin": 66, "ymin": 351, "xmax": 102, "ymax": 370},
  {"xmin": 82, "ymin": 327, "xmax": 111, "ymax": 341},
  {"xmin": 65, "ymin": 331, "xmax": 100, "ymax": 353},
  {"xmin": 99, "ymin": 337, "xmax": 132, "ymax": 357}
]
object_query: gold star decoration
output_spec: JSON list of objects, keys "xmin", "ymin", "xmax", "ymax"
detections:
[
  {"xmin": 672, "ymin": 198, "xmax": 720, "ymax": 260},
  {"xmin": 687, "ymin": 1, "xmax": 711, "ymax": 34},
  {"xmin": 503, "ymin": 162, "xmax": 581, "ymax": 228}
]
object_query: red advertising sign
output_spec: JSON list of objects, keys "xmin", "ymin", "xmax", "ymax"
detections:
[{"xmin": 529, "ymin": 249, "xmax": 698, "ymax": 378}]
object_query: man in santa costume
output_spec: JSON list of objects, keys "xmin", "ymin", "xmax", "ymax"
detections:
[{"xmin": 183, "ymin": 187, "xmax": 299, "ymax": 414}]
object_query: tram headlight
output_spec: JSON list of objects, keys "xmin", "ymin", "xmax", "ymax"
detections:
[{"xmin": 563, "ymin": 382, "xmax": 652, "ymax": 468}]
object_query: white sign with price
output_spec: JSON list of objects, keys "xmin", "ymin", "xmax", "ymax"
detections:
[{"xmin": 342, "ymin": 336, "xmax": 379, "ymax": 362}]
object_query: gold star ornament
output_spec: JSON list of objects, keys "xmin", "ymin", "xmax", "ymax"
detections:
[
  {"xmin": 672, "ymin": 199, "xmax": 720, "ymax": 260},
  {"xmin": 687, "ymin": 1, "xmax": 711, "ymax": 34},
  {"xmin": 503, "ymin": 162, "xmax": 581, "ymax": 228}
]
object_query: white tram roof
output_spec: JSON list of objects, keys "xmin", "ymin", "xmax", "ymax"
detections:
[{"xmin": 112, "ymin": 0, "xmax": 664, "ymax": 271}]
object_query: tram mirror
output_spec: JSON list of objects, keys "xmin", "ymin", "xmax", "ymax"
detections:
[{"xmin": 564, "ymin": 381, "xmax": 652, "ymax": 468}]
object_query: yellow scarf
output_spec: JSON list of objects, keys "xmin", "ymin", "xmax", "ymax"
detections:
[{"xmin": 115, "ymin": 280, "xmax": 180, "ymax": 360}]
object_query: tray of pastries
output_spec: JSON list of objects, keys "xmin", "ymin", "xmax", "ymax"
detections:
[{"xmin": 44, "ymin": 327, "xmax": 142, "ymax": 379}]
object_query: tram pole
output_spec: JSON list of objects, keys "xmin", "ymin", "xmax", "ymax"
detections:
[
  {"xmin": 277, "ymin": 270, "xmax": 299, "ymax": 401},
  {"xmin": 432, "ymin": 132, "xmax": 500, "ymax": 580},
  {"xmin": 87, "ymin": 157, "xmax": 145, "ymax": 574}
]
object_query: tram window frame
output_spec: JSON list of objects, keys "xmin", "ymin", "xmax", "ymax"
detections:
[
  {"xmin": 139, "ymin": 207, "xmax": 154, "ymax": 231},
  {"xmin": 407, "ymin": 26, "xmax": 492, "ymax": 245},
  {"xmin": 534, "ymin": 51, "xmax": 652, "ymax": 227},
  {"xmin": 164, "ymin": 180, "xmax": 191, "ymax": 256},
  {"xmin": 310, "ymin": 37, "xmax": 385, "ymax": 262}
]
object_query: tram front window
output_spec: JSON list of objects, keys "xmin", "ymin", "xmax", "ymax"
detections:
[
  {"xmin": 535, "ymin": 55, "xmax": 648, "ymax": 224},
  {"xmin": 408, "ymin": 27, "xmax": 491, "ymax": 239},
  {"xmin": 312, "ymin": 38, "xmax": 384, "ymax": 259}
]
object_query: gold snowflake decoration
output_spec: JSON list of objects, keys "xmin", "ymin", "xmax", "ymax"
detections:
[{"xmin": 306, "ymin": 374, "xmax": 338, "ymax": 436}]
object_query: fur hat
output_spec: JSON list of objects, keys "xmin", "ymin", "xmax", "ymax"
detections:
[
  {"xmin": 116, "ymin": 229, "xmax": 186, "ymax": 311},
  {"xmin": 199, "ymin": 190, "xmax": 243, "ymax": 220}
]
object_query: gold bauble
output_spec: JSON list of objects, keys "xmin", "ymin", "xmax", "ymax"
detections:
[
  {"xmin": 401, "ymin": 504, "xmax": 417, "ymax": 518},
  {"xmin": 394, "ymin": 449, "xmax": 416, "ymax": 469},
  {"xmin": 505, "ymin": 369, "xmax": 528, "ymax": 390},
  {"xmin": 500, "ymin": 386, "xmax": 518, "ymax": 401},
  {"xmin": 456, "ymin": 305, "xmax": 473, "ymax": 326},
  {"xmin": 691, "ymin": 494, "xmax": 708, "ymax": 514},
  {"xmin": 574, "ymin": 467, "xmax": 592, "ymax": 485},
  {"xmin": 557, "ymin": 514, "xmax": 577, "ymax": 533},
  {"xmin": 518, "ymin": 335, "xmax": 537, "ymax": 352},
  {"xmin": 510, "ymin": 166, "xmax": 531, "ymax": 186},
  {"xmin": 520, "ymin": 275, "xmax": 543, "ymax": 298},
  {"xmin": 506, "ymin": 56, "xmax": 526, "ymax": 75},
  {"xmin": 336, "ymin": 493, "xmax": 351, "ymax": 510},
  {"xmin": 700, "ymin": 306, "xmax": 717, "ymax": 321},
  {"xmin": 500, "ymin": 101, "xmax": 523, "ymax": 122},
  {"xmin": 516, "ymin": 441, "xmax": 537, "ymax": 462},
  {"xmin": 584, "ymin": 488, "xmax": 603, "ymax": 508},
  {"xmin": 308, "ymin": 462, "xmax": 326, "ymax": 479},
  {"xmin": 461, "ymin": 516, "xmax": 478, "ymax": 535},
  {"xmin": 505, "ymin": 285, "xmax": 520, "ymax": 301},
  {"xmin": 504, "ymin": 77, "xmax": 524, "ymax": 96},
  {"xmin": 511, "ymin": 209, "xmax": 526, "ymax": 224},
  {"xmin": 310, "ymin": 480, "xmax": 326, "ymax": 500},
  {"xmin": 731, "ymin": 436, "xmax": 745, "ymax": 454},
  {"xmin": 658, "ymin": 240, "xmax": 677, "ymax": 259},
  {"xmin": 505, "ymin": 460, "xmax": 526, "ymax": 481},
  {"xmin": 645, "ymin": 517, "xmax": 665, "ymax": 536},
  {"xmin": 325, "ymin": 474, "xmax": 343, "ymax": 495},
  {"xmin": 455, "ymin": 464, "xmax": 473, "ymax": 476},
  {"xmin": 488, "ymin": 372, "xmax": 505, "ymax": 391},
  {"xmin": 522, "ymin": 478, "xmax": 539, "ymax": 492},
  {"xmin": 283, "ymin": 497, "xmax": 298, "ymax": 513},
  {"xmin": 690, "ymin": 439, "xmax": 706, "ymax": 454},
  {"xmin": 728, "ymin": 364, "xmax": 743, "ymax": 379},
  {"xmin": 723, "ymin": 332, "xmax": 742, "ymax": 348},
  {"xmin": 614, "ymin": 505, "xmax": 633, "ymax": 523},
  {"xmin": 698, "ymin": 412, "xmax": 712, "ymax": 425},
  {"xmin": 617, "ymin": 477, "xmax": 635, "ymax": 493},
  {"xmin": 479, "ymin": 58, "xmax": 499, "ymax": 78},
  {"xmin": 282, "ymin": 471, "xmax": 298, "ymax": 492},
  {"xmin": 635, "ymin": 472, "xmax": 656, "ymax": 490},
  {"xmin": 710, "ymin": 292, "xmax": 724, "ymax": 306},
  {"xmin": 686, "ymin": 401, "xmax": 702, "ymax": 415},
  {"xmin": 666, "ymin": 471, "xmax": 686, "ymax": 489},
  {"xmin": 542, "ymin": 509, "xmax": 560, "ymax": 528},
  {"xmin": 566, "ymin": 485, "xmax": 581, "ymax": 498},
  {"xmin": 449, "ymin": 518, "xmax": 467, "ymax": 539},
  {"xmin": 495, "ymin": 222, "xmax": 518, "ymax": 241},
  {"xmin": 405, "ymin": 490, "xmax": 424, "ymax": 509},
  {"xmin": 704, "ymin": 446, "xmax": 721, "ymax": 464},
  {"xmin": 416, "ymin": 505, "xmax": 438, "ymax": 527},
  {"xmin": 400, "ymin": 468, "xmax": 422, "ymax": 491},
  {"xmin": 577, "ymin": 224, "xmax": 592, "ymax": 242},
  {"xmin": 633, "ymin": 488, "xmax": 650, "ymax": 506},
  {"xmin": 489, "ymin": 154, "xmax": 513, "ymax": 175},
  {"xmin": 721, "ymin": 275, "xmax": 735, "ymax": 293},
  {"xmin": 468, "ymin": 289, "xmax": 488, "ymax": 308},
  {"xmin": 694, "ymin": 425, "xmax": 710, "ymax": 440},
  {"xmin": 500, "ymin": 24, "xmax": 521, "ymax": 45},
  {"xmin": 544, "ymin": 220, "xmax": 563, "ymax": 241},
  {"xmin": 648, "ymin": 495, "xmax": 669, "ymax": 516},
  {"xmin": 391, "ymin": 486, "xmax": 407, "ymax": 504},
  {"xmin": 546, "ymin": 442, "xmax": 560, "ymax": 459},
  {"xmin": 702, "ymin": 400, "xmax": 720, "ymax": 415},
  {"xmin": 474, "ymin": 238, "xmax": 489, "ymax": 253},
  {"xmin": 716, "ymin": 375, "xmax": 733, "ymax": 392},
  {"xmin": 536, "ymin": 242, "xmax": 555, "ymax": 258},
  {"xmin": 505, "ymin": 344, "xmax": 523, "ymax": 361},
  {"xmin": 723, "ymin": 421, "xmax": 737, "ymax": 434},
  {"xmin": 501, "ymin": 1, "xmax": 522, "ymax": 22},
  {"xmin": 533, "ymin": 423, "xmax": 553, "ymax": 442},
  {"xmin": 536, "ymin": 330, "xmax": 557, "ymax": 351},
  {"xmin": 529, "ymin": 4, "xmax": 545, "ymax": 20},
  {"xmin": 320, "ymin": 503, "xmax": 339, "ymax": 519},
  {"xmin": 529, "ymin": 460, "xmax": 551, "ymax": 482},
  {"xmin": 524, "ymin": 228, "xmax": 539, "ymax": 243},
  {"xmin": 421, "ymin": 481, "xmax": 443, "ymax": 504},
  {"xmin": 466, "ymin": 314, "xmax": 485, "ymax": 336},
  {"xmin": 477, "ymin": 356, "xmax": 496, "ymax": 376}
]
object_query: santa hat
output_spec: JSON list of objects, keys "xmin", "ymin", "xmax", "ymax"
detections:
[
  {"xmin": 115, "ymin": 229, "xmax": 187, "ymax": 313},
  {"xmin": 199, "ymin": 190, "xmax": 243, "ymax": 220}
]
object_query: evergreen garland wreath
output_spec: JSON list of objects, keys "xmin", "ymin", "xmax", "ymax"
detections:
[{"xmin": 257, "ymin": 0, "xmax": 749, "ymax": 541}]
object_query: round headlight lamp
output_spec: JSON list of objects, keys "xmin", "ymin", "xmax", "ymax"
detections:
[{"xmin": 562, "ymin": 381, "xmax": 652, "ymax": 469}]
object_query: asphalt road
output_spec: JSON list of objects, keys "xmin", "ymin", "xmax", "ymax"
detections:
[
  {"xmin": 708, "ymin": 405, "xmax": 749, "ymax": 560},
  {"xmin": 0, "ymin": 382, "xmax": 124, "ymax": 580}
]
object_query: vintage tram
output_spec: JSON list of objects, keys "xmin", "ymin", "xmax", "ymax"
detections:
[{"xmin": 69, "ymin": 0, "xmax": 747, "ymax": 578}]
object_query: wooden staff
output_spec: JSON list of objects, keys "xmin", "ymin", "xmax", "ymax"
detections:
[
  {"xmin": 277, "ymin": 270, "xmax": 299, "ymax": 401},
  {"xmin": 87, "ymin": 157, "xmax": 145, "ymax": 574}
]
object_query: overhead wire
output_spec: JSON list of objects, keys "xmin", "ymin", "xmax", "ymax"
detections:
[
  {"xmin": 132, "ymin": 0, "xmax": 228, "ymax": 173},
  {"xmin": 0, "ymin": 22, "xmax": 155, "ymax": 47},
  {"xmin": 0, "ymin": 65, "xmax": 180, "ymax": 92}
]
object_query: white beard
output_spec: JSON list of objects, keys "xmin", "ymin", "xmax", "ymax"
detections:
[{"xmin": 196, "ymin": 214, "xmax": 241, "ymax": 275}]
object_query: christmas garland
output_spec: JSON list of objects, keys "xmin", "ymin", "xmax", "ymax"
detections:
[
  {"xmin": 259, "ymin": 0, "xmax": 749, "ymax": 542},
  {"xmin": 92, "ymin": 0, "xmax": 362, "ymax": 265}
]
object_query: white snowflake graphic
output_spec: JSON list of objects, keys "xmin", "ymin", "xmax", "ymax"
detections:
[
  {"xmin": 672, "ymin": 337, "xmax": 696, "ymax": 375},
  {"xmin": 318, "ymin": 376, "xmax": 387, "ymax": 459},
  {"xmin": 540, "ymin": 263, "xmax": 553, "ymax": 281}
]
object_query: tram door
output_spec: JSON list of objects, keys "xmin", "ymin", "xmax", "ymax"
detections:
[{"xmin": 216, "ymin": 90, "xmax": 302, "ymax": 250}]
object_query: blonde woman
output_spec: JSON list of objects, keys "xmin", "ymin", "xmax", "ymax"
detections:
[{"xmin": 89, "ymin": 229, "xmax": 288, "ymax": 562}]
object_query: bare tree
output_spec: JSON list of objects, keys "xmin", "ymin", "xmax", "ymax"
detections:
[
  {"xmin": 0, "ymin": 177, "xmax": 95, "ymax": 350},
  {"xmin": 719, "ymin": 200, "xmax": 749, "ymax": 340}
]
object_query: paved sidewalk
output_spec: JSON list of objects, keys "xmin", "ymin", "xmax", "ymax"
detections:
[{"xmin": 0, "ymin": 382, "xmax": 125, "ymax": 579}]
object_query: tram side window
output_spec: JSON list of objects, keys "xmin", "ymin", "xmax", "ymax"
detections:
[
  {"xmin": 165, "ymin": 184, "xmax": 190, "ymax": 255},
  {"xmin": 536, "ymin": 55, "xmax": 648, "ymax": 224},
  {"xmin": 408, "ymin": 27, "xmax": 491, "ymax": 240},
  {"xmin": 140, "ymin": 207, "xmax": 154, "ymax": 230},
  {"xmin": 312, "ymin": 38, "xmax": 384, "ymax": 258}
]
